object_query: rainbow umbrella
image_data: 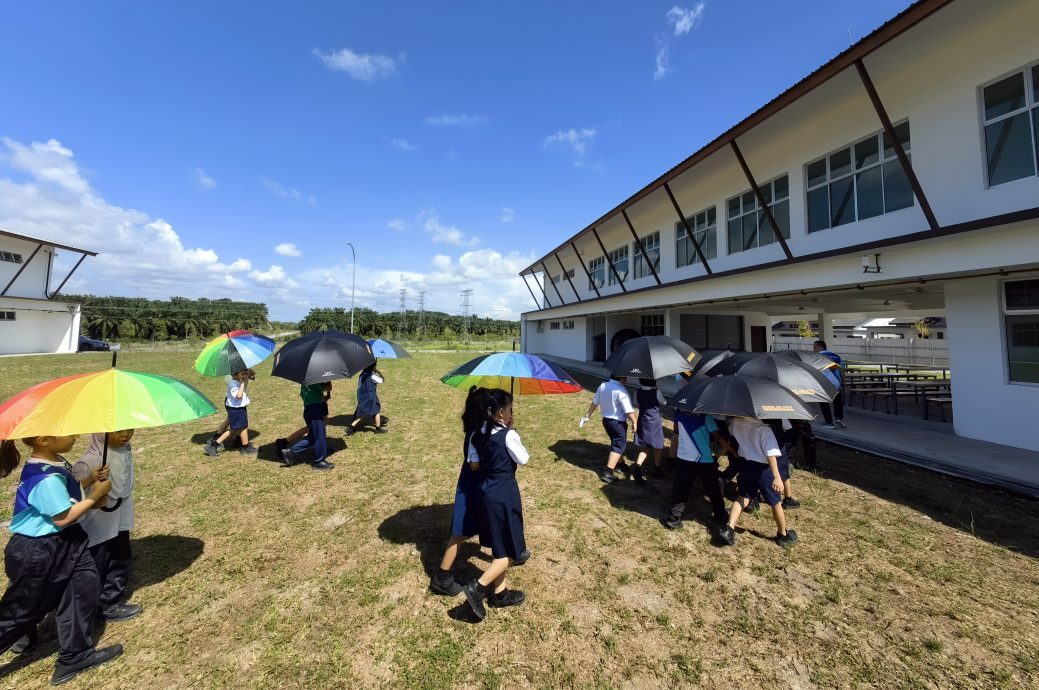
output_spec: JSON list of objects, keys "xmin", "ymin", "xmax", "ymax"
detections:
[
  {"xmin": 440, "ymin": 352, "xmax": 583, "ymax": 395},
  {"xmin": 367, "ymin": 338, "xmax": 411, "ymax": 359},
  {"xmin": 194, "ymin": 330, "xmax": 277, "ymax": 377}
]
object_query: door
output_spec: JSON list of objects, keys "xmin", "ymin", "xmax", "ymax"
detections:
[{"xmin": 750, "ymin": 325, "xmax": 767, "ymax": 352}]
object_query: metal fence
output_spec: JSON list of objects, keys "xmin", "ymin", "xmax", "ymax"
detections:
[{"xmin": 772, "ymin": 336, "xmax": 949, "ymax": 366}]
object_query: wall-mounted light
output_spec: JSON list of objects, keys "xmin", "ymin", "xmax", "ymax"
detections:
[{"xmin": 862, "ymin": 254, "xmax": 882, "ymax": 274}]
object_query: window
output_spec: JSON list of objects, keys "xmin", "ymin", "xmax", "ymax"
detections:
[
  {"xmin": 676, "ymin": 207, "xmax": 717, "ymax": 268},
  {"xmin": 550, "ymin": 321, "xmax": 561, "ymax": 330},
  {"xmin": 727, "ymin": 175, "xmax": 790, "ymax": 254},
  {"xmin": 806, "ymin": 123, "xmax": 913, "ymax": 233},
  {"xmin": 0, "ymin": 251, "xmax": 24, "ymax": 264},
  {"xmin": 562, "ymin": 320, "xmax": 575, "ymax": 330},
  {"xmin": 562, "ymin": 268, "xmax": 575, "ymax": 280},
  {"xmin": 551, "ymin": 274, "xmax": 560, "ymax": 284},
  {"xmin": 0, "ymin": 311, "xmax": 15, "ymax": 321},
  {"xmin": 632, "ymin": 232, "xmax": 660, "ymax": 280},
  {"xmin": 679, "ymin": 314, "xmax": 744, "ymax": 350},
  {"xmin": 1004, "ymin": 279, "xmax": 1039, "ymax": 384},
  {"xmin": 640, "ymin": 314, "xmax": 665, "ymax": 336},
  {"xmin": 981, "ymin": 64, "xmax": 1039, "ymax": 186},
  {"xmin": 606, "ymin": 246, "xmax": 629, "ymax": 286},
  {"xmin": 588, "ymin": 257, "xmax": 605, "ymax": 291}
]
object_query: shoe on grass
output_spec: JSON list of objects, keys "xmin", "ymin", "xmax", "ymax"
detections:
[
  {"xmin": 101, "ymin": 602, "xmax": 142, "ymax": 622},
  {"xmin": 513, "ymin": 549, "xmax": 531, "ymax": 566},
  {"xmin": 374, "ymin": 427, "xmax": 388, "ymax": 434},
  {"xmin": 487, "ymin": 588, "xmax": 525, "ymax": 608},
  {"xmin": 781, "ymin": 497, "xmax": 801, "ymax": 509},
  {"xmin": 716, "ymin": 525, "xmax": 736, "ymax": 546},
  {"xmin": 661, "ymin": 517, "xmax": 682, "ymax": 530},
  {"xmin": 51, "ymin": 645, "xmax": 123, "ymax": 686},
  {"xmin": 630, "ymin": 464, "xmax": 646, "ymax": 485},
  {"xmin": 429, "ymin": 570, "xmax": 462, "ymax": 596},
  {"xmin": 11, "ymin": 629, "xmax": 37, "ymax": 654},
  {"xmin": 312, "ymin": 460, "xmax": 336, "ymax": 471},
  {"xmin": 203, "ymin": 441, "xmax": 221, "ymax": 457},
  {"xmin": 746, "ymin": 499, "xmax": 760, "ymax": 513},
  {"xmin": 239, "ymin": 444, "xmax": 258, "ymax": 455},
  {"xmin": 280, "ymin": 448, "xmax": 295, "ymax": 466},
  {"xmin": 599, "ymin": 469, "xmax": 617, "ymax": 484},
  {"xmin": 775, "ymin": 530, "xmax": 799, "ymax": 548},
  {"xmin": 462, "ymin": 580, "xmax": 487, "ymax": 621}
]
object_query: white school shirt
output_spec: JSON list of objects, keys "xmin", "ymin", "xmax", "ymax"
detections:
[
  {"xmin": 466, "ymin": 424, "xmax": 530, "ymax": 466},
  {"xmin": 72, "ymin": 435, "xmax": 135, "ymax": 547},
  {"xmin": 593, "ymin": 380, "xmax": 634, "ymax": 421},
  {"xmin": 728, "ymin": 417, "xmax": 781, "ymax": 465},
  {"xmin": 225, "ymin": 377, "xmax": 250, "ymax": 408}
]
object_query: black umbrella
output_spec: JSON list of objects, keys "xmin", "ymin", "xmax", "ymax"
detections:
[
  {"xmin": 776, "ymin": 349, "xmax": 841, "ymax": 372},
  {"xmin": 604, "ymin": 335, "xmax": 700, "ymax": 379},
  {"xmin": 271, "ymin": 329, "xmax": 376, "ymax": 385},
  {"xmin": 669, "ymin": 374, "xmax": 815, "ymax": 420},
  {"xmin": 737, "ymin": 353, "xmax": 838, "ymax": 403},
  {"xmin": 692, "ymin": 350, "xmax": 759, "ymax": 379}
]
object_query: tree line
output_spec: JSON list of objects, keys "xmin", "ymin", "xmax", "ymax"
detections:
[
  {"xmin": 298, "ymin": 307, "xmax": 519, "ymax": 339},
  {"xmin": 70, "ymin": 295, "xmax": 269, "ymax": 341}
]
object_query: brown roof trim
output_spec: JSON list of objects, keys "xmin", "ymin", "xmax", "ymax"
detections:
[
  {"xmin": 520, "ymin": 0, "xmax": 954, "ymax": 275},
  {"xmin": 0, "ymin": 228, "xmax": 98, "ymax": 256},
  {"xmin": 521, "ymin": 206, "xmax": 1039, "ymax": 317}
]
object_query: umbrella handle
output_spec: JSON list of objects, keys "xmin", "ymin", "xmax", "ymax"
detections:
[
  {"xmin": 99, "ymin": 497, "xmax": 123, "ymax": 512},
  {"xmin": 97, "ymin": 436, "xmax": 122, "ymax": 511}
]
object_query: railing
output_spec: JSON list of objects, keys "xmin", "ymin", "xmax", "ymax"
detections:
[{"xmin": 772, "ymin": 336, "xmax": 949, "ymax": 366}]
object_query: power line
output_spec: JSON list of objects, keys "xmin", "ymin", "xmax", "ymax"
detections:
[
  {"xmin": 398, "ymin": 287, "xmax": 407, "ymax": 341},
  {"xmin": 417, "ymin": 290, "xmax": 426, "ymax": 339},
  {"xmin": 460, "ymin": 289, "xmax": 473, "ymax": 342}
]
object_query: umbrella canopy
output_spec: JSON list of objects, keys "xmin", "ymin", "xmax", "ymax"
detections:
[
  {"xmin": 737, "ymin": 353, "xmax": 838, "ymax": 403},
  {"xmin": 194, "ymin": 330, "xmax": 277, "ymax": 377},
  {"xmin": 776, "ymin": 349, "xmax": 841, "ymax": 372},
  {"xmin": 271, "ymin": 330, "xmax": 376, "ymax": 385},
  {"xmin": 669, "ymin": 374, "xmax": 815, "ymax": 420},
  {"xmin": 0, "ymin": 369, "xmax": 217, "ymax": 439},
  {"xmin": 693, "ymin": 350, "xmax": 760, "ymax": 378},
  {"xmin": 367, "ymin": 338, "xmax": 411, "ymax": 359},
  {"xmin": 440, "ymin": 352, "xmax": 582, "ymax": 395},
  {"xmin": 604, "ymin": 335, "xmax": 700, "ymax": 380}
]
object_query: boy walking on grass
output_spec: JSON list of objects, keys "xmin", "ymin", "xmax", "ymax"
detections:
[
  {"xmin": 716, "ymin": 416, "xmax": 798, "ymax": 548},
  {"xmin": 205, "ymin": 369, "xmax": 256, "ymax": 456},
  {"xmin": 663, "ymin": 410, "xmax": 736, "ymax": 530}
]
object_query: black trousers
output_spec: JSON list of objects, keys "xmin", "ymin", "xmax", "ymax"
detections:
[
  {"xmin": 669, "ymin": 462, "xmax": 726, "ymax": 522},
  {"xmin": 0, "ymin": 526, "xmax": 98, "ymax": 665},
  {"xmin": 719, "ymin": 454, "xmax": 744, "ymax": 482},
  {"xmin": 783, "ymin": 421, "xmax": 818, "ymax": 469},
  {"xmin": 89, "ymin": 530, "xmax": 132, "ymax": 610},
  {"xmin": 820, "ymin": 392, "xmax": 845, "ymax": 424}
]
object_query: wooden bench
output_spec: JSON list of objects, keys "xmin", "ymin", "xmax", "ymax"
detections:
[
  {"xmin": 847, "ymin": 385, "xmax": 891, "ymax": 408},
  {"xmin": 870, "ymin": 389, "xmax": 919, "ymax": 414},
  {"xmin": 924, "ymin": 396, "xmax": 953, "ymax": 422}
]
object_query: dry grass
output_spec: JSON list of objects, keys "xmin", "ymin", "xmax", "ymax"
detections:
[{"xmin": 1, "ymin": 350, "xmax": 1038, "ymax": 689}]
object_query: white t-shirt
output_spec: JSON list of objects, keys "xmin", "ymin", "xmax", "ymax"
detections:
[
  {"xmin": 466, "ymin": 425, "xmax": 529, "ymax": 466},
  {"xmin": 593, "ymin": 380, "xmax": 634, "ymax": 421},
  {"xmin": 225, "ymin": 378, "xmax": 250, "ymax": 408},
  {"xmin": 729, "ymin": 416, "xmax": 781, "ymax": 465}
]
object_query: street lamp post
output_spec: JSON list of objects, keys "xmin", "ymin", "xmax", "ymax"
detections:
[{"xmin": 346, "ymin": 242, "xmax": 356, "ymax": 333}]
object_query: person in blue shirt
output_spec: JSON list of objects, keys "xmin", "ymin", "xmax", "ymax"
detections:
[
  {"xmin": 814, "ymin": 340, "xmax": 847, "ymax": 429},
  {"xmin": 663, "ymin": 411, "xmax": 736, "ymax": 530},
  {"xmin": 0, "ymin": 435, "xmax": 123, "ymax": 685}
]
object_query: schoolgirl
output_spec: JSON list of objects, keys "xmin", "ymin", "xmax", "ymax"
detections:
[
  {"xmin": 72, "ymin": 430, "xmax": 143, "ymax": 622},
  {"xmin": 462, "ymin": 390, "xmax": 529, "ymax": 621},
  {"xmin": 632, "ymin": 378, "xmax": 667, "ymax": 483},
  {"xmin": 0, "ymin": 436, "xmax": 123, "ymax": 684},
  {"xmin": 347, "ymin": 361, "xmax": 387, "ymax": 435}
]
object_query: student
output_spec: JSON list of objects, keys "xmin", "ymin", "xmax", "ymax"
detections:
[
  {"xmin": 347, "ymin": 361, "xmax": 387, "ymax": 435},
  {"xmin": 663, "ymin": 410, "xmax": 736, "ymax": 530},
  {"xmin": 0, "ymin": 436, "xmax": 123, "ymax": 684},
  {"xmin": 281, "ymin": 382, "xmax": 335, "ymax": 471},
  {"xmin": 716, "ymin": 416, "xmax": 798, "ymax": 548},
  {"xmin": 462, "ymin": 390, "xmax": 529, "ymax": 621},
  {"xmin": 814, "ymin": 340, "xmax": 847, "ymax": 429},
  {"xmin": 205, "ymin": 369, "xmax": 256, "ymax": 456},
  {"xmin": 72, "ymin": 431, "xmax": 143, "ymax": 623},
  {"xmin": 582, "ymin": 375, "xmax": 638, "ymax": 484},
  {"xmin": 632, "ymin": 378, "xmax": 666, "ymax": 483},
  {"xmin": 784, "ymin": 419, "xmax": 818, "ymax": 472},
  {"xmin": 207, "ymin": 369, "xmax": 256, "ymax": 450},
  {"xmin": 765, "ymin": 420, "xmax": 801, "ymax": 510}
]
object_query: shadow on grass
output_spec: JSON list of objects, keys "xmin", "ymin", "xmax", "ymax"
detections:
[
  {"xmin": 189, "ymin": 429, "xmax": 260, "ymax": 446},
  {"xmin": 252, "ymin": 437, "xmax": 348, "ymax": 464},
  {"xmin": 377, "ymin": 503, "xmax": 489, "ymax": 585},
  {"xmin": 816, "ymin": 440, "xmax": 1039, "ymax": 559}
]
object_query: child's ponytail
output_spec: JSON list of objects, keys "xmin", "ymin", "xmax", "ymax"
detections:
[{"xmin": 0, "ymin": 439, "xmax": 22, "ymax": 478}]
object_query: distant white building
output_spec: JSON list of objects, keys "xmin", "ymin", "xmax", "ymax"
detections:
[
  {"xmin": 0, "ymin": 228, "xmax": 95, "ymax": 355},
  {"xmin": 519, "ymin": 0, "xmax": 1039, "ymax": 452}
]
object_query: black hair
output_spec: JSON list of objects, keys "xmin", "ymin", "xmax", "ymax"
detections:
[
  {"xmin": 473, "ymin": 389, "xmax": 514, "ymax": 449},
  {"xmin": 814, "ymin": 340, "xmax": 828, "ymax": 349},
  {"xmin": 0, "ymin": 438, "xmax": 34, "ymax": 478},
  {"xmin": 639, "ymin": 378, "xmax": 655, "ymax": 388},
  {"xmin": 462, "ymin": 386, "xmax": 490, "ymax": 434}
]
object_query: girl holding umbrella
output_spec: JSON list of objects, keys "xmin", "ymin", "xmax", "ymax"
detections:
[{"xmin": 347, "ymin": 361, "xmax": 387, "ymax": 435}]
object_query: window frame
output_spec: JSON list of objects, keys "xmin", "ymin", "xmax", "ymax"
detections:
[
  {"xmin": 640, "ymin": 314, "xmax": 665, "ymax": 337},
  {"xmin": 0, "ymin": 311, "xmax": 15, "ymax": 321},
  {"xmin": 979, "ymin": 61, "xmax": 1039, "ymax": 188},
  {"xmin": 606, "ymin": 245, "xmax": 629, "ymax": 286},
  {"xmin": 0, "ymin": 251, "xmax": 24, "ymax": 264},
  {"xmin": 587, "ymin": 256, "xmax": 605, "ymax": 291},
  {"xmin": 726, "ymin": 174, "xmax": 790, "ymax": 255},
  {"xmin": 1001, "ymin": 278, "xmax": 1039, "ymax": 386},
  {"xmin": 675, "ymin": 206, "xmax": 717, "ymax": 268},
  {"xmin": 631, "ymin": 231, "xmax": 661, "ymax": 280}
]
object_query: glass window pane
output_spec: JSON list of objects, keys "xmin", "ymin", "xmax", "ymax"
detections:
[
  {"xmin": 1006, "ymin": 315, "xmax": 1039, "ymax": 384},
  {"xmin": 758, "ymin": 209, "xmax": 774, "ymax": 246},
  {"xmin": 727, "ymin": 219, "xmax": 742, "ymax": 254},
  {"xmin": 883, "ymin": 122, "xmax": 912, "ymax": 158},
  {"xmin": 704, "ymin": 227, "xmax": 717, "ymax": 259},
  {"xmin": 883, "ymin": 159, "xmax": 914, "ymax": 212},
  {"xmin": 1033, "ymin": 66, "xmax": 1039, "ymax": 102},
  {"xmin": 728, "ymin": 197, "xmax": 740, "ymax": 218},
  {"xmin": 1005, "ymin": 280, "xmax": 1039, "ymax": 310},
  {"xmin": 855, "ymin": 135, "xmax": 880, "ymax": 169},
  {"xmin": 742, "ymin": 191, "xmax": 756, "ymax": 211},
  {"xmin": 695, "ymin": 211, "xmax": 705, "ymax": 227},
  {"xmin": 807, "ymin": 187, "xmax": 829, "ymax": 233},
  {"xmin": 760, "ymin": 183, "xmax": 772, "ymax": 204},
  {"xmin": 707, "ymin": 206, "xmax": 716, "ymax": 226},
  {"xmin": 773, "ymin": 199, "xmax": 790, "ymax": 239},
  {"xmin": 985, "ymin": 113, "xmax": 1036, "ymax": 185},
  {"xmin": 774, "ymin": 175, "xmax": 788, "ymax": 199},
  {"xmin": 829, "ymin": 148, "xmax": 852, "ymax": 178},
  {"xmin": 984, "ymin": 72, "xmax": 1026, "ymax": 120},
  {"xmin": 1034, "ymin": 107, "xmax": 1039, "ymax": 172},
  {"xmin": 856, "ymin": 166, "xmax": 884, "ymax": 220},
  {"xmin": 829, "ymin": 176, "xmax": 855, "ymax": 226},
  {"xmin": 807, "ymin": 159, "xmax": 827, "ymax": 187},
  {"xmin": 742, "ymin": 213, "xmax": 758, "ymax": 250}
]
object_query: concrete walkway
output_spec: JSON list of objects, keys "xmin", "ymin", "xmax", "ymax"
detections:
[{"xmin": 539, "ymin": 352, "xmax": 1039, "ymax": 499}]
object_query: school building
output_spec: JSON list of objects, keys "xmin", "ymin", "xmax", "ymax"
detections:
[
  {"xmin": 0, "ymin": 228, "xmax": 95, "ymax": 355},
  {"xmin": 518, "ymin": 0, "xmax": 1039, "ymax": 453}
]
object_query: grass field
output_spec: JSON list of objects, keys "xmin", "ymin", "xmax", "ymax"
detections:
[{"xmin": 1, "ymin": 350, "xmax": 1038, "ymax": 689}]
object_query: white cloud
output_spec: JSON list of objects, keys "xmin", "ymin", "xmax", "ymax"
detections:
[
  {"xmin": 500, "ymin": 206, "xmax": 515, "ymax": 223},
  {"xmin": 386, "ymin": 218, "xmax": 407, "ymax": 231},
  {"xmin": 249, "ymin": 264, "xmax": 300, "ymax": 289},
  {"xmin": 261, "ymin": 176, "xmax": 316, "ymax": 206},
  {"xmin": 193, "ymin": 167, "xmax": 216, "ymax": 190},
  {"xmin": 275, "ymin": 243, "xmax": 302, "ymax": 258},
  {"xmin": 420, "ymin": 210, "xmax": 479, "ymax": 247},
  {"xmin": 314, "ymin": 48, "xmax": 397, "ymax": 81},
  {"xmin": 389, "ymin": 137, "xmax": 418, "ymax": 151},
  {"xmin": 655, "ymin": 4, "xmax": 707, "ymax": 80},
  {"xmin": 424, "ymin": 114, "xmax": 488, "ymax": 128},
  {"xmin": 544, "ymin": 128, "xmax": 597, "ymax": 158}
]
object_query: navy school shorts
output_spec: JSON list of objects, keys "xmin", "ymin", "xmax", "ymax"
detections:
[
  {"xmin": 602, "ymin": 418, "xmax": 628, "ymax": 454},
  {"xmin": 737, "ymin": 460, "xmax": 782, "ymax": 506},
  {"xmin": 226, "ymin": 405, "xmax": 249, "ymax": 431},
  {"xmin": 777, "ymin": 451, "xmax": 791, "ymax": 482}
]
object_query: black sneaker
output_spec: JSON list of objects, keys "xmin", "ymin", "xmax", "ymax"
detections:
[
  {"xmin": 101, "ymin": 602, "xmax": 143, "ymax": 622},
  {"xmin": 203, "ymin": 441, "xmax": 221, "ymax": 457},
  {"xmin": 345, "ymin": 425, "xmax": 356, "ymax": 436},
  {"xmin": 280, "ymin": 448, "xmax": 296, "ymax": 466},
  {"xmin": 782, "ymin": 497, "xmax": 801, "ymax": 509},
  {"xmin": 661, "ymin": 517, "xmax": 682, "ymax": 530},
  {"xmin": 239, "ymin": 444, "xmax": 259, "ymax": 455},
  {"xmin": 513, "ymin": 549, "xmax": 531, "ymax": 566},
  {"xmin": 429, "ymin": 571, "xmax": 462, "ymax": 596},
  {"xmin": 618, "ymin": 462, "xmax": 631, "ymax": 477},
  {"xmin": 487, "ymin": 588, "xmax": 525, "ymax": 608},
  {"xmin": 716, "ymin": 525, "xmax": 736, "ymax": 546},
  {"xmin": 630, "ymin": 464, "xmax": 646, "ymax": 485},
  {"xmin": 775, "ymin": 530, "xmax": 799, "ymax": 548},
  {"xmin": 11, "ymin": 628, "xmax": 37, "ymax": 654},
  {"xmin": 746, "ymin": 499, "xmax": 760, "ymax": 514},
  {"xmin": 599, "ymin": 469, "xmax": 617, "ymax": 484},
  {"xmin": 374, "ymin": 427, "xmax": 388, "ymax": 434},
  {"xmin": 51, "ymin": 645, "xmax": 123, "ymax": 686},
  {"xmin": 312, "ymin": 460, "xmax": 336, "ymax": 471},
  {"xmin": 462, "ymin": 580, "xmax": 487, "ymax": 621},
  {"xmin": 275, "ymin": 438, "xmax": 288, "ymax": 457}
]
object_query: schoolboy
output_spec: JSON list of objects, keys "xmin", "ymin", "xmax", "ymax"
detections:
[
  {"xmin": 205, "ymin": 369, "xmax": 256, "ymax": 456},
  {"xmin": 582, "ymin": 376, "xmax": 638, "ymax": 484},
  {"xmin": 663, "ymin": 410, "xmax": 736, "ymax": 530},
  {"xmin": 281, "ymin": 382, "xmax": 335, "ymax": 471}
]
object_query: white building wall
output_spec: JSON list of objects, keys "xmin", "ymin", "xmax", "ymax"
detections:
[
  {"xmin": 0, "ymin": 298, "xmax": 80, "ymax": 355},
  {"xmin": 522, "ymin": 317, "xmax": 587, "ymax": 361},
  {"xmin": 0, "ymin": 237, "xmax": 54, "ymax": 300},
  {"xmin": 945, "ymin": 274, "xmax": 1037, "ymax": 452}
]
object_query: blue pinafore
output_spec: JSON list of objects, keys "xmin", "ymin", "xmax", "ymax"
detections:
[
  {"xmin": 634, "ymin": 387, "xmax": 665, "ymax": 450},
  {"xmin": 450, "ymin": 431, "xmax": 481, "ymax": 538},
  {"xmin": 473, "ymin": 425, "xmax": 526, "ymax": 560}
]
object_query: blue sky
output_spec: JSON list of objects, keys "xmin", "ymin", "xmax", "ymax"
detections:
[{"xmin": 0, "ymin": 1, "xmax": 913, "ymax": 320}]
